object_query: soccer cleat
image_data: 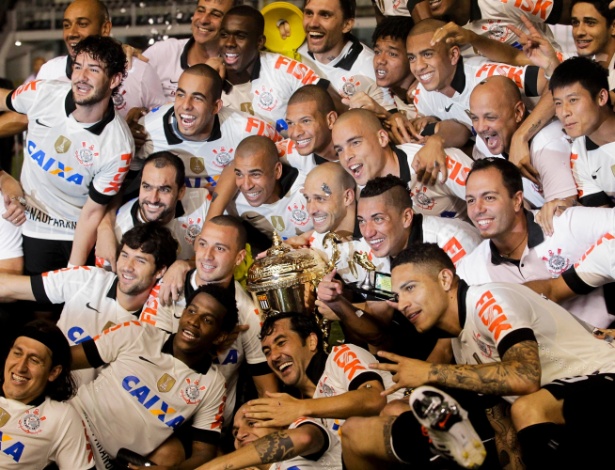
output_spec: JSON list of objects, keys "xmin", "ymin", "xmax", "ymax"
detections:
[{"xmin": 410, "ymin": 386, "xmax": 486, "ymax": 469}]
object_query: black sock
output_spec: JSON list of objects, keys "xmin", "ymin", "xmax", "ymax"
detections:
[{"xmin": 517, "ymin": 423, "xmax": 567, "ymax": 469}]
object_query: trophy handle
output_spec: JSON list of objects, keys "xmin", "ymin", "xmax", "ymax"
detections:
[{"xmin": 322, "ymin": 231, "xmax": 342, "ymax": 273}]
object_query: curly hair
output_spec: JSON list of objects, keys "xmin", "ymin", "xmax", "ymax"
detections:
[
  {"xmin": 120, "ymin": 222, "xmax": 179, "ymax": 272},
  {"xmin": 72, "ymin": 35, "xmax": 127, "ymax": 96}
]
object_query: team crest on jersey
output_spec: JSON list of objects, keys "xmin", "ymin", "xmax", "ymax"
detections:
[
  {"xmin": 255, "ymin": 87, "xmax": 278, "ymax": 112},
  {"xmin": 75, "ymin": 141, "xmax": 99, "ymax": 167},
  {"xmin": 54, "ymin": 135, "xmax": 72, "ymax": 154},
  {"xmin": 412, "ymin": 187, "xmax": 436, "ymax": 211},
  {"xmin": 212, "ymin": 147, "xmax": 234, "ymax": 168},
  {"xmin": 180, "ymin": 378, "xmax": 207, "ymax": 405},
  {"xmin": 541, "ymin": 248, "xmax": 570, "ymax": 276},
  {"xmin": 318, "ymin": 378, "xmax": 335, "ymax": 397},
  {"xmin": 288, "ymin": 202, "xmax": 309, "ymax": 226},
  {"xmin": 472, "ymin": 332, "xmax": 494, "ymax": 359},
  {"xmin": 271, "ymin": 215, "xmax": 286, "ymax": 232},
  {"xmin": 480, "ymin": 19, "xmax": 511, "ymax": 42},
  {"xmin": 0, "ymin": 407, "xmax": 10, "ymax": 427},
  {"xmin": 18, "ymin": 409, "xmax": 45, "ymax": 434},
  {"xmin": 190, "ymin": 157, "xmax": 205, "ymax": 175},
  {"xmin": 340, "ymin": 76, "xmax": 361, "ymax": 97},
  {"xmin": 113, "ymin": 89, "xmax": 127, "ymax": 111},
  {"xmin": 181, "ymin": 217, "xmax": 203, "ymax": 244},
  {"xmin": 157, "ymin": 373, "xmax": 177, "ymax": 393}
]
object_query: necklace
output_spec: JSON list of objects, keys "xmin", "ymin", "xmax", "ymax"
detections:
[{"xmin": 500, "ymin": 232, "xmax": 528, "ymax": 259}]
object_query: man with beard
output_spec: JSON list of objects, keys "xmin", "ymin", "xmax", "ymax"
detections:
[
  {"xmin": 114, "ymin": 151, "xmax": 211, "ymax": 262},
  {"xmin": 0, "ymin": 35, "xmax": 133, "ymax": 275},
  {"xmin": 0, "ymin": 223, "xmax": 178, "ymax": 386}
]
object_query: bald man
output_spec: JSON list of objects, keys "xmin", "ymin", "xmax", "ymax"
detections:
[
  {"xmin": 231, "ymin": 135, "xmax": 313, "ymax": 241},
  {"xmin": 332, "ymin": 109, "xmax": 473, "ymax": 221},
  {"xmin": 469, "ymin": 75, "xmax": 576, "ymax": 207}
]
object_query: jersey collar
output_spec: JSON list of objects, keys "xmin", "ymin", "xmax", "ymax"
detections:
[
  {"xmin": 469, "ymin": 0, "xmax": 482, "ymax": 21},
  {"xmin": 307, "ymin": 34, "xmax": 364, "ymax": 71},
  {"xmin": 456, "ymin": 278, "xmax": 470, "ymax": 328},
  {"xmin": 65, "ymin": 54, "xmax": 73, "ymax": 79},
  {"xmin": 163, "ymin": 106, "xmax": 222, "ymax": 144},
  {"xmin": 180, "ymin": 37, "xmax": 196, "ymax": 70},
  {"xmin": 407, "ymin": 213, "xmax": 424, "ymax": 246},
  {"xmin": 489, "ymin": 210, "xmax": 544, "ymax": 265},
  {"xmin": 0, "ymin": 388, "xmax": 46, "ymax": 407},
  {"xmin": 450, "ymin": 55, "xmax": 466, "ymax": 94},
  {"xmin": 279, "ymin": 163, "xmax": 299, "ymax": 196},
  {"xmin": 65, "ymin": 91, "xmax": 116, "ymax": 135},
  {"xmin": 584, "ymin": 136, "xmax": 600, "ymax": 151},
  {"xmin": 395, "ymin": 145, "xmax": 411, "ymax": 181}
]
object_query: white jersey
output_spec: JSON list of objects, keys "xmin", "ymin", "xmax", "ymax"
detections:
[
  {"xmin": 0, "ymin": 195, "xmax": 23, "ymax": 261},
  {"xmin": 7, "ymin": 80, "xmax": 134, "ymax": 240},
  {"xmin": 232, "ymin": 165, "xmax": 313, "ymax": 240},
  {"xmin": 411, "ymin": 57, "xmax": 541, "ymax": 129},
  {"xmin": 373, "ymin": 0, "xmax": 411, "ymax": 17},
  {"xmin": 276, "ymin": 138, "xmax": 320, "ymax": 177},
  {"xmin": 143, "ymin": 37, "xmax": 191, "ymax": 100},
  {"xmin": 139, "ymin": 273, "xmax": 268, "ymax": 424},
  {"xmin": 222, "ymin": 52, "xmax": 323, "ymax": 130},
  {"xmin": 36, "ymin": 54, "xmax": 168, "ymax": 118},
  {"xmin": 0, "ymin": 396, "xmax": 93, "ymax": 469},
  {"xmin": 457, "ymin": 207, "xmax": 615, "ymax": 328},
  {"xmin": 114, "ymin": 189, "xmax": 212, "ymax": 260},
  {"xmin": 473, "ymin": 119, "xmax": 576, "ymax": 206},
  {"xmin": 269, "ymin": 416, "xmax": 341, "ymax": 470},
  {"xmin": 454, "ymin": 282, "xmax": 615, "ymax": 403},
  {"xmin": 351, "ymin": 213, "xmax": 482, "ymax": 280},
  {"xmin": 570, "ymin": 136, "xmax": 615, "ymax": 206},
  {"xmin": 71, "ymin": 320, "xmax": 226, "ymax": 467},
  {"xmin": 137, "ymin": 104, "xmax": 281, "ymax": 188},
  {"xmin": 565, "ymin": 233, "xmax": 615, "ymax": 291},
  {"xmin": 395, "ymin": 143, "xmax": 473, "ymax": 221},
  {"xmin": 299, "ymin": 36, "xmax": 394, "ymax": 109}
]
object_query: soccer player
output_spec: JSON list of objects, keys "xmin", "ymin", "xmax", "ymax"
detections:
[
  {"xmin": 457, "ymin": 157, "xmax": 615, "ymax": 329},
  {"xmin": 1, "ymin": 320, "xmax": 94, "ymax": 469},
  {"xmin": 69, "ymin": 285, "xmax": 238, "ymax": 468},
  {"xmin": 332, "ymin": 109, "xmax": 473, "ymax": 221},
  {"xmin": 231, "ymin": 135, "xmax": 313, "ymax": 241},
  {"xmin": 345, "ymin": 243, "xmax": 615, "ymax": 469},
  {"xmin": 143, "ymin": 0, "xmax": 235, "ymax": 100},
  {"xmin": 0, "ymin": 35, "xmax": 134, "ymax": 274},
  {"xmin": 139, "ymin": 216, "xmax": 278, "ymax": 427}
]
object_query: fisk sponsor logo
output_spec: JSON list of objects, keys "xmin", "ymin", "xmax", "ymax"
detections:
[
  {"xmin": 332, "ymin": 344, "xmax": 366, "ymax": 381},
  {"xmin": 245, "ymin": 117, "xmax": 281, "ymax": 142},
  {"xmin": 103, "ymin": 153, "xmax": 132, "ymax": 194},
  {"xmin": 575, "ymin": 233, "xmax": 615, "ymax": 268},
  {"xmin": 11, "ymin": 80, "xmax": 40, "ymax": 100},
  {"xmin": 475, "ymin": 290, "xmax": 512, "ymax": 341},
  {"xmin": 500, "ymin": 0, "xmax": 552, "ymax": 21},
  {"xmin": 274, "ymin": 56, "xmax": 320, "ymax": 85},
  {"xmin": 476, "ymin": 63, "xmax": 526, "ymax": 89}
]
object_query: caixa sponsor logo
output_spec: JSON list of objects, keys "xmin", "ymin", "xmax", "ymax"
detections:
[
  {"xmin": 121, "ymin": 375, "xmax": 186, "ymax": 429},
  {"xmin": 28, "ymin": 140, "xmax": 84, "ymax": 184}
]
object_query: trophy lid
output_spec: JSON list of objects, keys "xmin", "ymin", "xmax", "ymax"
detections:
[{"xmin": 247, "ymin": 232, "xmax": 329, "ymax": 292}]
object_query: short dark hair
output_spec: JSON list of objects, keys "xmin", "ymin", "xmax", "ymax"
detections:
[
  {"xmin": 72, "ymin": 35, "xmax": 127, "ymax": 95},
  {"xmin": 66, "ymin": 0, "xmax": 109, "ymax": 25},
  {"xmin": 372, "ymin": 16, "xmax": 414, "ymax": 46},
  {"xmin": 120, "ymin": 222, "xmax": 178, "ymax": 271},
  {"xmin": 571, "ymin": 0, "xmax": 615, "ymax": 25},
  {"xmin": 208, "ymin": 215, "xmax": 247, "ymax": 250},
  {"xmin": 360, "ymin": 174, "xmax": 413, "ymax": 210},
  {"xmin": 143, "ymin": 151, "xmax": 186, "ymax": 189},
  {"xmin": 224, "ymin": 4, "xmax": 265, "ymax": 35},
  {"xmin": 3, "ymin": 320, "xmax": 76, "ymax": 402},
  {"xmin": 467, "ymin": 158, "xmax": 523, "ymax": 198},
  {"xmin": 391, "ymin": 243, "xmax": 455, "ymax": 274},
  {"xmin": 288, "ymin": 84, "xmax": 336, "ymax": 116},
  {"xmin": 260, "ymin": 312, "xmax": 323, "ymax": 347},
  {"xmin": 549, "ymin": 56, "xmax": 609, "ymax": 99},
  {"xmin": 186, "ymin": 284, "xmax": 239, "ymax": 333},
  {"xmin": 183, "ymin": 63, "xmax": 224, "ymax": 101},
  {"xmin": 305, "ymin": 0, "xmax": 355, "ymax": 19}
]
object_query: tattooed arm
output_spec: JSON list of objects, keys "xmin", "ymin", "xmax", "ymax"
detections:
[
  {"xmin": 194, "ymin": 425, "xmax": 327, "ymax": 470},
  {"xmin": 374, "ymin": 340, "xmax": 542, "ymax": 397}
]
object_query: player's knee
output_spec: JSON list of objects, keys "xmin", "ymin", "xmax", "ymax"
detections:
[
  {"xmin": 511, "ymin": 394, "xmax": 545, "ymax": 431},
  {"xmin": 341, "ymin": 417, "xmax": 369, "ymax": 453},
  {"xmin": 380, "ymin": 398, "xmax": 411, "ymax": 417}
]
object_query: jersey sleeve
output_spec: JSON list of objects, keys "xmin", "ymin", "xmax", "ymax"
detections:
[
  {"xmin": 33, "ymin": 266, "xmax": 99, "ymax": 304},
  {"xmin": 0, "ymin": 199, "xmax": 23, "ymax": 260},
  {"xmin": 6, "ymin": 79, "xmax": 45, "ymax": 115},
  {"xmin": 328, "ymin": 344, "xmax": 386, "ymax": 390},
  {"xmin": 138, "ymin": 283, "xmax": 176, "ymax": 333},
  {"xmin": 570, "ymin": 234, "xmax": 615, "ymax": 289},
  {"xmin": 554, "ymin": 207, "xmax": 615, "ymax": 249},
  {"xmin": 50, "ymin": 404, "xmax": 94, "ymax": 470},
  {"xmin": 442, "ymin": 148, "xmax": 473, "ymax": 199},
  {"xmin": 411, "ymin": 86, "xmax": 438, "ymax": 119},
  {"xmin": 570, "ymin": 148, "xmax": 608, "ymax": 203},
  {"xmin": 531, "ymin": 135, "xmax": 577, "ymax": 201},
  {"xmin": 236, "ymin": 290, "xmax": 267, "ymax": 367},
  {"xmin": 91, "ymin": 320, "xmax": 146, "ymax": 364},
  {"xmin": 437, "ymin": 221, "xmax": 482, "ymax": 267},
  {"xmin": 89, "ymin": 129, "xmax": 133, "ymax": 199},
  {"xmin": 474, "ymin": 62, "xmax": 541, "ymax": 97}
]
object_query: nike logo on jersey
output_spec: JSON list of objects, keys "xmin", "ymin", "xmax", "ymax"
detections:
[
  {"xmin": 246, "ymin": 215, "xmax": 261, "ymax": 220},
  {"xmin": 35, "ymin": 118, "xmax": 51, "ymax": 127},
  {"xmin": 138, "ymin": 356, "xmax": 157, "ymax": 365},
  {"xmin": 170, "ymin": 80, "xmax": 179, "ymax": 84},
  {"xmin": 86, "ymin": 302, "xmax": 100, "ymax": 313},
  {"xmin": 444, "ymin": 104, "xmax": 453, "ymax": 112},
  {"xmin": 592, "ymin": 167, "xmax": 601, "ymax": 179}
]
